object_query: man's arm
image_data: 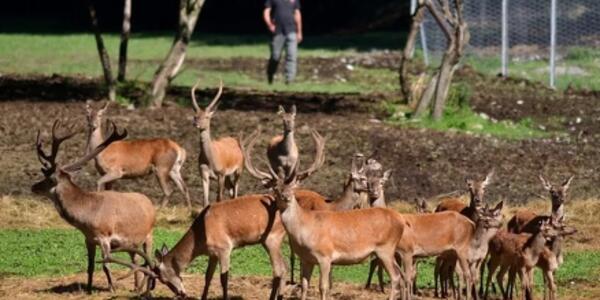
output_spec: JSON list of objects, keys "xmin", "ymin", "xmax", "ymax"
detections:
[
  {"xmin": 263, "ymin": 8, "xmax": 276, "ymax": 33},
  {"xmin": 294, "ymin": 9, "xmax": 303, "ymax": 43}
]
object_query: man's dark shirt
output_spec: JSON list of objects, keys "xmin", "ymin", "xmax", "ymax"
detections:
[{"xmin": 265, "ymin": 0, "xmax": 301, "ymax": 35}]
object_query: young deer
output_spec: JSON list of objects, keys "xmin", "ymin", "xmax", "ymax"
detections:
[
  {"xmin": 32, "ymin": 120, "xmax": 155, "ymax": 293},
  {"xmin": 191, "ymin": 79, "xmax": 244, "ymax": 206},
  {"xmin": 104, "ymin": 127, "xmax": 329, "ymax": 300},
  {"xmin": 435, "ymin": 170, "xmax": 494, "ymax": 220},
  {"xmin": 85, "ymin": 101, "xmax": 190, "ymax": 209},
  {"xmin": 267, "ymin": 105, "xmax": 299, "ymax": 179},
  {"xmin": 507, "ymin": 175, "xmax": 573, "ymax": 234},
  {"xmin": 483, "ymin": 218, "xmax": 560, "ymax": 300}
]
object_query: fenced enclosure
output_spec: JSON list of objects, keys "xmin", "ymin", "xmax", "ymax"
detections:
[{"xmin": 414, "ymin": 0, "xmax": 600, "ymax": 90}]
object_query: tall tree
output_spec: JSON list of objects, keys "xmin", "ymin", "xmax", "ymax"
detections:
[
  {"xmin": 84, "ymin": 0, "xmax": 116, "ymax": 101},
  {"xmin": 411, "ymin": 0, "xmax": 469, "ymax": 120},
  {"xmin": 117, "ymin": 0, "xmax": 132, "ymax": 82},
  {"xmin": 149, "ymin": 0, "xmax": 206, "ymax": 108}
]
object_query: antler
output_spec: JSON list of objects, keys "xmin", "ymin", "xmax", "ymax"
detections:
[
  {"xmin": 100, "ymin": 246, "xmax": 157, "ymax": 280},
  {"xmin": 296, "ymin": 129, "xmax": 326, "ymax": 182},
  {"xmin": 191, "ymin": 78, "xmax": 202, "ymax": 112},
  {"xmin": 35, "ymin": 120, "xmax": 81, "ymax": 176},
  {"xmin": 241, "ymin": 126, "xmax": 278, "ymax": 187},
  {"xmin": 206, "ymin": 79, "xmax": 224, "ymax": 112},
  {"xmin": 62, "ymin": 120, "xmax": 127, "ymax": 172}
]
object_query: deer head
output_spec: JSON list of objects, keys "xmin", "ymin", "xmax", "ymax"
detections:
[
  {"xmin": 242, "ymin": 126, "xmax": 325, "ymax": 188},
  {"xmin": 539, "ymin": 218, "xmax": 561, "ymax": 242},
  {"xmin": 277, "ymin": 105, "xmax": 296, "ymax": 133},
  {"xmin": 85, "ymin": 100, "xmax": 109, "ymax": 131},
  {"xmin": 151, "ymin": 245, "xmax": 187, "ymax": 297},
  {"xmin": 476, "ymin": 201, "xmax": 504, "ymax": 229},
  {"xmin": 32, "ymin": 119, "xmax": 126, "ymax": 197},
  {"xmin": 465, "ymin": 169, "xmax": 494, "ymax": 209},
  {"xmin": 414, "ymin": 198, "xmax": 431, "ymax": 214},
  {"xmin": 364, "ymin": 159, "xmax": 392, "ymax": 203},
  {"xmin": 191, "ymin": 79, "xmax": 223, "ymax": 131},
  {"xmin": 349, "ymin": 153, "xmax": 368, "ymax": 193},
  {"xmin": 539, "ymin": 175, "xmax": 574, "ymax": 207}
]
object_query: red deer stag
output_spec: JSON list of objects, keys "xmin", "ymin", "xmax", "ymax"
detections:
[
  {"xmin": 32, "ymin": 120, "xmax": 155, "ymax": 294},
  {"xmin": 245, "ymin": 128, "xmax": 408, "ymax": 300},
  {"xmin": 191, "ymin": 79, "xmax": 244, "ymax": 206},
  {"xmin": 85, "ymin": 102, "xmax": 190, "ymax": 209},
  {"xmin": 102, "ymin": 127, "xmax": 328, "ymax": 300}
]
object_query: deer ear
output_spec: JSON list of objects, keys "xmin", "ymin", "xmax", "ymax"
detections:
[
  {"xmin": 160, "ymin": 243, "xmax": 169, "ymax": 256},
  {"xmin": 85, "ymin": 100, "xmax": 93, "ymax": 114},
  {"xmin": 277, "ymin": 105, "xmax": 285, "ymax": 115},
  {"xmin": 382, "ymin": 169, "xmax": 392, "ymax": 183},
  {"xmin": 482, "ymin": 169, "xmax": 494, "ymax": 188},
  {"xmin": 562, "ymin": 175, "xmax": 574, "ymax": 190},
  {"xmin": 290, "ymin": 104, "xmax": 297, "ymax": 116},
  {"xmin": 465, "ymin": 178, "xmax": 474, "ymax": 189},
  {"xmin": 539, "ymin": 175, "xmax": 552, "ymax": 191},
  {"xmin": 98, "ymin": 101, "xmax": 109, "ymax": 115},
  {"xmin": 493, "ymin": 201, "xmax": 504, "ymax": 213}
]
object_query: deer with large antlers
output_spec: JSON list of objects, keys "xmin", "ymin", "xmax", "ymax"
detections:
[
  {"xmin": 32, "ymin": 120, "xmax": 156, "ymax": 294},
  {"xmin": 101, "ymin": 126, "xmax": 330, "ymax": 300},
  {"xmin": 191, "ymin": 79, "xmax": 244, "ymax": 206},
  {"xmin": 85, "ymin": 101, "xmax": 191, "ymax": 209},
  {"xmin": 244, "ymin": 127, "xmax": 408, "ymax": 300}
]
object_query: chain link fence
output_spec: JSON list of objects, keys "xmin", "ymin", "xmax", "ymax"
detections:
[{"xmin": 414, "ymin": 0, "xmax": 600, "ymax": 90}]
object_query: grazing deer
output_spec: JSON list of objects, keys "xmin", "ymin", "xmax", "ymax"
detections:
[
  {"xmin": 32, "ymin": 120, "xmax": 155, "ymax": 294},
  {"xmin": 191, "ymin": 79, "xmax": 244, "ymax": 206},
  {"xmin": 267, "ymin": 105, "xmax": 299, "ymax": 178},
  {"xmin": 483, "ymin": 218, "xmax": 560, "ymax": 300},
  {"xmin": 103, "ymin": 126, "xmax": 329, "ymax": 300},
  {"xmin": 435, "ymin": 170, "xmax": 494, "ymax": 221},
  {"xmin": 507, "ymin": 175, "xmax": 573, "ymax": 234},
  {"xmin": 85, "ymin": 101, "xmax": 191, "ymax": 209}
]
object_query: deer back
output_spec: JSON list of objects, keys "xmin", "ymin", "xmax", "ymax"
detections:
[{"xmin": 97, "ymin": 138, "xmax": 183, "ymax": 175}]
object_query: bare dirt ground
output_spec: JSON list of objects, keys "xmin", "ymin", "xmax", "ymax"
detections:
[{"xmin": 1, "ymin": 97, "xmax": 600, "ymax": 204}]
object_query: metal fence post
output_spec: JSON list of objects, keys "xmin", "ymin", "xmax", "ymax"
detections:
[
  {"xmin": 410, "ymin": 0, "xmax": 430, "ymax": 66},
  {"xmin": 501, "ymin": 0, "xmax": 508, "ymax": 77},
  {"xmin": 550, "ymin": 0, "xmax": 557, "ymax": 88}
]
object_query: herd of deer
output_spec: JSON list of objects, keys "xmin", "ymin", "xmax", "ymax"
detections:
[{"xmin": 29, "ymin": 80, "xmax": 578, "ymax": 300}]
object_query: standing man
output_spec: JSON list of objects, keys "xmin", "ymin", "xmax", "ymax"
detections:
[{"xmin": 263, "ymin": 0, "xmax": 303, "ymax": 84}]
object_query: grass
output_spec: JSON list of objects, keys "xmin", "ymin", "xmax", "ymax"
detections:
[
  {"xmin": 0, "ymin": 32, "xmax": 401, "ymax": 94},
  {"xmin": 384, "ymin": 83, "xmax": 551, "ymax": 140}
]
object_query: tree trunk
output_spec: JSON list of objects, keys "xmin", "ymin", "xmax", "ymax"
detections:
[
  {"xmin": 150, "ymin": 0, "xmax": 206, "ymax": 108},
  {"xmin": 399, "ymin": 6, "xmax": 425, "ymax": 102},
  {"xmin": 431, "ymin": 51, "xmax": 458, "ymax": 120},
  {"xmin": 84, "ymin": 0, "xmax": 116, "ymax": 101},
  {"xmin": 118, "ymin": 0, "xmax": 132, "ymax": 82},
  {"xmin": 413, "ymin": 70, "xmax": 438, "ymax": 118}
]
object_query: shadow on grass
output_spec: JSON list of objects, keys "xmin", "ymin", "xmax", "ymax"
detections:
[{"xmin": 39, "ymin": 282, "xmax": 110, "ymax": 294}]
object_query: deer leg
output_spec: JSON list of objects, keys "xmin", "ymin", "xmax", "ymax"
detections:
[
  {"xmin": 365, "ymin": 257, "xmax": 377, "ymax": 290},
  {"xmin": 128, "ymin": 252, "xmax": 142, "ymax": 292},
  {"xmin": 85, "ymin": 241, "xmax": 96, "ymax": 294},
  {"xmin": 264, "ymin": 234, "xmax": 287, "ymax": 300},
  {"xmin": 97, "ymin": 171, "xmax": 123, "ymax": 191},
  {"xmin": 484, "ymin": 257, "xmax": 499, "ymax": 300},
  {"xmin": 300, "ymin": 262, "xmax": 314, "ymax": 300},
  {"xmin": 169, "ymin": 167, "xmax": 191, "ymax": 210},
  {"xmin": 218, "ymin": 249, "xmax": 232, "ymax": 300},
  {"xmin": 155, "ymin": 167, "xmax": 173, "ymax": 208},
  {"xmin": 375, "ymin": 250, "xmax": 400, "ymax": 300},
  {"xmin": 201, "ymin": 165, "xmax": 211, "ymax": 207},
  {"xmin": 378, "ymin": 262, "xmax": 386, "ymax": 293},
  {"xmin": 400, "ymin": 254, "xmax": 414, "ymax": 300},
  {"xmin": 99, "ymin": 242, "xmax": 115, "ymax": 293},
  {"xmin": 496, "ymin": 264, "xmax": 509, "ymax": 300},
  {"xmin": 232, "ymin": 168, "xmax": 241, "ymax": 198},
  {"xmin": 201, "ymin": 256, "xmax": 218, "ymax": 300},
  {"xmin": 290, "ymin": 245, "xmax": 296, "ymax": 285},
  {"xmin": 434, "ymin": 257, "xmax": 441, "ymax": 298},
  {"xmin": 546, "ymin": 271, "xmax": 556, "ymax": 300},
  {"xmin": 317, "ymin": 259, "xmax": 332, "ymax": 300},
  {"xmin": 458, "ymin": 257, "xmax": 471, "ymax": 300},
  {"xmin": 142, "ymin": 235, "xmax": 154, "ymax": 294},
  {"xmin": 217, "ymin": 174, "xmax": 226, "ymax": 202}
]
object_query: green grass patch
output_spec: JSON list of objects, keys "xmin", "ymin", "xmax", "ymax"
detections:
[
  {"xmin": 1, "ymin": 228, "xmax": 598, "ymax": 290},
  {"xmin": 386, "ymin": 83, "xmax": 550, "ymax": 139}
]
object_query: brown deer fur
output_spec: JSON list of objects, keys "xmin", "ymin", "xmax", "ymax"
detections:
[
  {"xmin": 483, "ymin": 219, "xmax": 559, "ymax": 300},
  {"xmin": 85, "ymin": 101, "xmax": 191, "ymax": 209},
  {"xmin": 32, "ymin": 120, "xmax": 155, "ymax": 294},
  {"xmin": 267, "ymin": 105, "xmax": 299, "ymax": 179},
  {"xmin": 191, "ymin": 80, "xmax": 244, "ymax": 206}
]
